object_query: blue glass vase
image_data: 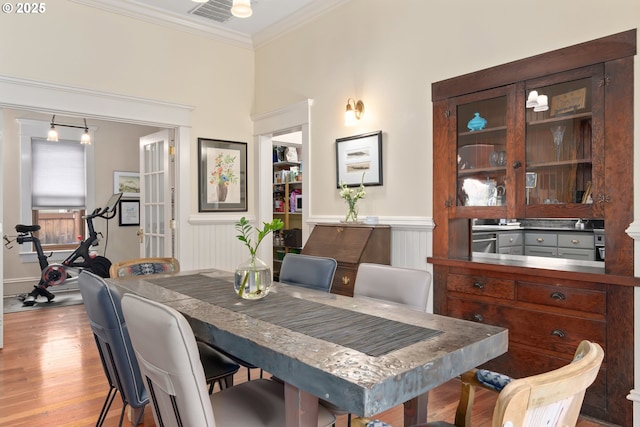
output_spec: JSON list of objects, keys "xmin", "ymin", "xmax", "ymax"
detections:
[{"xmin": 467, "ymin": 112, "xmax": 487, "ymax": 131}]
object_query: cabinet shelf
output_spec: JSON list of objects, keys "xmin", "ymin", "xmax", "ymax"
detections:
[
  {"xmin": 528, "ymin": 112, "xmax": 592, "ymax": 126},
  {"xmin": 458, "ymin": 125, "xmax": 507, "ymax": 138},
  {"xmin": 526, "ymin": 158, "xmax": 592, "ymax": 170}
]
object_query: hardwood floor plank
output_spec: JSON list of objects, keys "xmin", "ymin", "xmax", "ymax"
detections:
[{"xmin": 0, "ymin": 304, "xmax": 610, "ymax": 426}]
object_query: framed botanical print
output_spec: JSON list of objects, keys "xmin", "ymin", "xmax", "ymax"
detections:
[{"xmin": 198, "ymin": 138, "xmax": 247, "ymax": 212}]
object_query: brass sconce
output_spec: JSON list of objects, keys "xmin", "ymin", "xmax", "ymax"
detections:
[{"xmin": 344, "ymin": 98, "xmax": 364, "ymax": 126}]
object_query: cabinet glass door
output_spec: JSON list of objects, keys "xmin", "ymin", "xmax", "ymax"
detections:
[
  {"xmin": 456, "ymin": 93, "xmax": 508, "ymax": 215},
  {"xmin": 524, "ymin": 68, "xmax": 602, "ymax": 218}
]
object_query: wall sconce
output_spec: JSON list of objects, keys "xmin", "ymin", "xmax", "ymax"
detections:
[
  {"xmin": 46, "ymin": 115, "xmax": 92, "ymax": 145},
  {"xmin": 231, "ymin": 0, "xmax": 253, "ymax": 18},
  {"xmin": 344, "ymin": 98, "xmax": 364, "ymax": 126}
]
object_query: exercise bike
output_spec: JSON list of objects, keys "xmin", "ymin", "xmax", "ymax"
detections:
[{"xmin": 4, "ymin": 193, "xmax": 123, "ymax": 306}]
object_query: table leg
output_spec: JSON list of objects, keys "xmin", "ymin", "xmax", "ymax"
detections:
[
  {"xmin": 403, "ymin": 392, "xmax": 428, "ymax": 426},
  {"xmin": 284, "ymin": 382, "xmax": 319, "ymax": 427}
]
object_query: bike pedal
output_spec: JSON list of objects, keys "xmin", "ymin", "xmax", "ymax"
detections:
[
  {"xmin": 17, "ymin": 294, "xmax": 27, "ymax": 301},
  {"xmin": 22, "ymin": 296, "xmax": 37, "ymax": 307}
]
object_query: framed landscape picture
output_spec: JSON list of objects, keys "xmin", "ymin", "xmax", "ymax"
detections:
[
  {"xmin": 113, "ymin": 171, "xmax": 140, "ymax": 198},
  {"xmin": 198, "ymin": 138, "xmax": 247, "ymax": 212}
]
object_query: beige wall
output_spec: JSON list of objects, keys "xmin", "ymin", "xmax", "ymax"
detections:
[
  {"xmin": 1, "ymin": 109, "xmax": 158, "ymax": 294},
  {"xmin": 0, "ymin": 0, "xmax": 255, "ymax": 215},
  {"xmin": 253, "ymin": 0, "xmax": 640, "ymax": 220}
]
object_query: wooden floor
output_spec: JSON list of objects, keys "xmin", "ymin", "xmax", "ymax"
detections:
[{"xmin": 0, "ymin": 304, "xmax": 609, "ymax": 427}]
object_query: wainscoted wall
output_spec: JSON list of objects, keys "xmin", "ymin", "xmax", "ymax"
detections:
[{"xmin": 184, "ymin": 215, "xmax": 436, "ymax": 312}]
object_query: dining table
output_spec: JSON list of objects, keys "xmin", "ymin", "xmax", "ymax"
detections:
[{"xmin": 107, "ymin": 269, "xmax": 508, "ymax": 427}]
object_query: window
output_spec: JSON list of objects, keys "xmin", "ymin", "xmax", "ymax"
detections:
[
  {"xmin": 18, "ymin": 118, "xmax": 95, "ymax": 256},
  {"xmin": 31, "ymin": 138, "xmax": 86, "ymax": 250}
]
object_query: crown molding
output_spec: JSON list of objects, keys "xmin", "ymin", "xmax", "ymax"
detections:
[
  {"xmin": 70, "ymin": 0, "xmax": 351, "ymax": 50},
  {"xmin": 70, "ymin": 0, "xmax": 254, "ymax": 49}
]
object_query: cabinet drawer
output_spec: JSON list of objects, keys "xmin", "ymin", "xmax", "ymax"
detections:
[
  {"xmin": 447, "ymin": 273, "xmax": 515, "ymax": 299},
  {"xmin": 331, "ymin": 265, "xmax": 357, "ymax": 297},
  {"xmin": 556, "ymin": 247, "xmax": 595, "ymax": 261},
  {"xmin": 525, "ymin": 246, "xmax": 557, "ymax": 258},
  {"xmin": 558, "ymin": 233, "xmax": 594, "ymax": 249},
  {"xmin": 448, "ymin": 298, "xmax": 605, "ymax": 356},
  {"xmin": 498, "ymin": 246, "xmax": 524, "ymax": 255},
  {"xmin": 524, "ymin": 232, "xmax": 557, "ymax": 247},
  {"xmin": 517, "ymin": 282, "xmax": 606, "ymax": 314},
  {"xmin": 497, "ymin": 232, "xmax": 523, "ymax": 247}
]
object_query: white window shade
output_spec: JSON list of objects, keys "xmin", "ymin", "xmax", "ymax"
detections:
[{"xmin": 31, "ymin": 138, "xmax": 86, "ymax": 208}]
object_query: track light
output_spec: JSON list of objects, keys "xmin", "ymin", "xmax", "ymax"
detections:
[
  {"xmin": 231, "ymin": 0, "xmax": 252, "ymax": 18},
  {"xmin": 46, "ymin": 115, "xmax": 92, "ymax": 144},
  {"xmin": 344, "ymin": 98, "xmax": 364, "ymax": 126}
]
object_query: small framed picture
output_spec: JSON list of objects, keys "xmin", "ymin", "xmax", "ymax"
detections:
[
  {"xmin": 113, "ymin": 171, "xmax": 140, "ymax": 199},
  {"xmin": 336, "ymin": 130, "xmax": 383, "ymax": 187},
  {"xmin": 119, "ymin": 200, "xmax": 140, "ymax": 226}
]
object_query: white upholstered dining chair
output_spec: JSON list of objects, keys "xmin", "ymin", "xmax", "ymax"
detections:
[
  {"xmin": 121, "ymin": 292, "xmax": 336, "ymax": 427},
  {"xmin": 353, "ymin": 263, "xmax": 432, "ymax": 312}
]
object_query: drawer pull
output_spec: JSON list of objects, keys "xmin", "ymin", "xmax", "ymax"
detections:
[
  {"xmin": 472, "ymin": 281, "xmax": 485, "ymax": 289},
  {"xmin": 536, "ymin": 237, "xmax": 544, "ymax": 243},
  {"xmin": 571, "ymin": 239, "xmax": 579, "ymax": 245},
  {"xmin": 550, "ymin": 292, "xmax": 566, "ymax": 300},
  {"xmin": 341, "ymin": 276, "xmax": 350, "ymax": 285},
  {"xmin": 551, "ymin": 329, "xmax": 566, "ymax": 338},
  {"xmin": 509, "ymin": 237, "xmax": 514, "ymax": 242},
  {"xmin": 472, "ymin": 314, "xmax": 484, "ymax": 322}
]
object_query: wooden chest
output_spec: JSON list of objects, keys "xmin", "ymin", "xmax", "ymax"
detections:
[{"xmin": 302, "ymin": 224, "xmax": 391, "ymax": 296}]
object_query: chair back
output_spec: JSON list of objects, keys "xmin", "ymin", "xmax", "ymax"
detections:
[
  {"xmin": 109, "ymin": 257, "xmax": 180, "ymax": 278},
  {"xmin": 353, "ymin": 263, "xmax": 432, "ymax": 312},
  {"xmin": 494, "ymin": 340, "xmax": 604, "ymax": 427},
  {"xmin": 122, "ymin": 293, "xmax": 217, "ymax": 427},
  {"xmin": 279, "ymin": 253, "xmax": 337, "ymax": 292},
  {"xmin": 77, "ymin": 270, "xmax": 147, "ymax": 409}
]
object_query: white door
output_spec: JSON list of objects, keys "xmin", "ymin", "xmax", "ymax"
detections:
[{"xmin": 139, "ymin": 129, "xmax": 174, "ymax": 257}]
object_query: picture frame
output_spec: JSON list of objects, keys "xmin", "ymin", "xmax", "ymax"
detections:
[
  {"xmin": 119, "ymin": 200, "xmax": 140, "ymax": 226},
  {"xmin": 336, "ymin": 130, "xmax": 383, "ymax": 188},
  {"xmin": 550, "ymin": 87, "xmax": 587, "ymax": 117},
  {"xmin": 113, "ymin": 171, "xmax": 140, "ymax": 199},
  {"xmin": 198, "ymin": 138, "xmax": 247, "ymax": 212}
]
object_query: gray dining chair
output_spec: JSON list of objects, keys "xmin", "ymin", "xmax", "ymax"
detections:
[
  {"xmin": 121, "ymin": 292, "xmax": 336, "ymax": 427},
  {"xmin": 353, "ymin": 263, "xmax": 432, "ymax": 312},
  {"xmin": 78, "ymin": 270, "xmax": 240, "ymax": 427},
  {"xmin": 279, "ymin": 253, "xmax": 337, "ymax": 292},
  {"xmin": 322, "ymin": 263, "xmax": 432, "ymax": 426}
]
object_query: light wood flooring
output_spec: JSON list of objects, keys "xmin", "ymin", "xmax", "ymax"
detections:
[{"xmin": 0, "ymin": 304, "xmax": 610, "ymax": 426}]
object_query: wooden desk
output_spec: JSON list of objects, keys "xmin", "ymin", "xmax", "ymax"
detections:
[{"xmin": 108, "ymin": 270, "xmax": 507, "ymax": 427}]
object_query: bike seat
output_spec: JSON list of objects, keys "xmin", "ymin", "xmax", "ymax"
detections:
[{"xmin": 15, "ymin": 224, "xmax": 41, "ymax": 233}]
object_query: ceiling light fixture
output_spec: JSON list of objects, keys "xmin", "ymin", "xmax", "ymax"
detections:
[
  {"xmin": 231, "ymin": 0, "xmax": 252, "ymax": 18},
  {"xmin": 344, "ymin": 98, "xmax": 364, "ymax": 126},
  {"xmin": 46, "ymin": 115, "xmax": 92, "ymax": 145}
]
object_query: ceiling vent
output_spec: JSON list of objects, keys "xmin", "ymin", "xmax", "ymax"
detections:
[{"xmin": 191, "ymin": 0, "xmax": 259, "ymax": 23}]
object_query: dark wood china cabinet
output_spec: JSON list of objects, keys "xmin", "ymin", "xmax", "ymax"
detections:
[{"xmin": 429, "ymin": 30, "xmax": 637, "ymax": 426}]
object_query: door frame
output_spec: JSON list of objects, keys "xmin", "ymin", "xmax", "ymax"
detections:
[
  {"xmin": 252, "ymin": 100, "xmax": 312, "ymax": 262},
  {"xmin": 0, "ymin": 75, "xmax": 192, "ymax": 347}
]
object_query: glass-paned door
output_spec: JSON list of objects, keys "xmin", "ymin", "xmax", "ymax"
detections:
[
  {"xmin": 524, "ymin": 65, "xmax": 603, "ymax": 218},
  {"xmin": 139, "ymin": 129, "xmax": 173, "ymax": 257},
  {"xmin": 455, "ymin": 88, "xmax": 509, "ymax": 218}
]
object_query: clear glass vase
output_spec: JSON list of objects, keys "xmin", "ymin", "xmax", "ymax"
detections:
[
  {"xmin": 345, "ymin": 201, "xmax": 359, "ymax": 223},
  {"xmin": 234, "ymin": 255, "xmax": 272, "ymax": 300}
]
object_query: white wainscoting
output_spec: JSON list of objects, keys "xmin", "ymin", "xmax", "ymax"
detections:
[{"xmin": 185, "ymin": 215, "xmax": 436, "ymax": 312}]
